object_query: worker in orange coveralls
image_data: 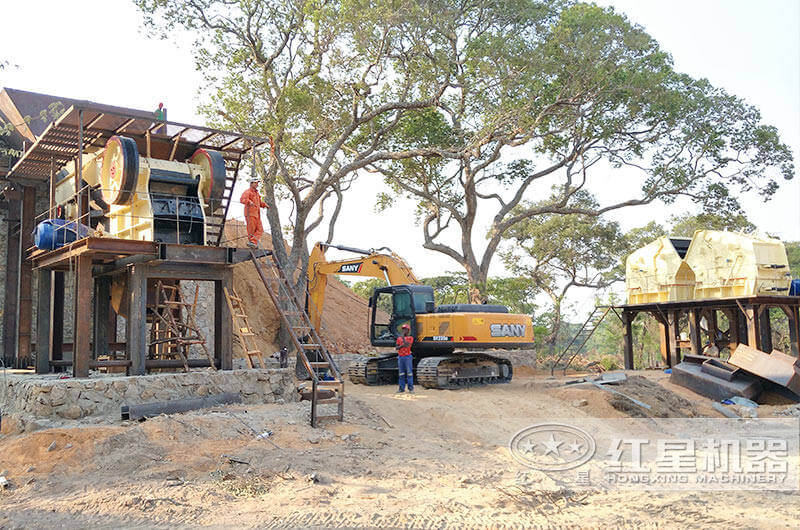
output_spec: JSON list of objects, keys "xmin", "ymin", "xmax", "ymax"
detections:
[{"xmin": 240, "ymin": 177, "xmax": 269, "ymax": 248}]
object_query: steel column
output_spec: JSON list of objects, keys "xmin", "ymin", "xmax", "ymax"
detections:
[
  {"xmin": 52, "ymin": 271, "xmax": 64, "ymax": 370},
  {"xmin": 215, "ymin": 268, "xmax": 234, "ymax": 370},
  {"xmin": 126, "ymin": 265, "xmax": 148, "ymax": 375},
  {"xmin": 93, "ymin": 276, "xmax": 111, "ymax": 360},
  {"xmin": 16, "ymin": 185, "xmax": 35, "ymax": 368},
  {"xmin": 621, "ymin": 310, "xmax": 634, "ymax": 369},
  {"xmin": 3, "ymin": 195, "xmax": 20, "ymax": 367},
  {"xmin": 758, "ymin": 307, "xmax": 773, "ymax": 352},
  {"xmin": 72, "ymin": 254, "xmax": 92, "ymax": 377},
  {"xmin": 35, "ymin": 269, "xmax": 52, "ymax": 374},
  {"xmin": 658, "ymin": 318, "xmax": 670, "ymax": 366},
  {"xmin": 667, "ymin": 310, "xmax": 681, "ymax": 367},
  {"xmin": 744, "ymin": 305, "xmax": 760, "ymax": 350},
  {"xmin": 688, "ymin": 308, "xmax": 702, "ymax": 356}
]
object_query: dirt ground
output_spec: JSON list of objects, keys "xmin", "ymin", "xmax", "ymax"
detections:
[{"xmin": 2, "ymin": 370, "xmax": 798, "ymax": 529}]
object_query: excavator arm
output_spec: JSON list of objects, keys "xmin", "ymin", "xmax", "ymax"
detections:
[{"xmin": 307, "ymin": 242, "xmax": 419, "ymax": 331}]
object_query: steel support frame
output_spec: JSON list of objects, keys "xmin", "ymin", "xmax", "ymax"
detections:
[{"xmin": 125, "ymin": 262, "xmax": 233, "ymax": 375}]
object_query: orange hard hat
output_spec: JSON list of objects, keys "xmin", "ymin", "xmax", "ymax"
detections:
[{"xmin": 401, "ymin": 323, "xmax": 410, "ymax": 330}]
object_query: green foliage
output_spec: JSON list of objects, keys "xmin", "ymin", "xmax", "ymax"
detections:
[
  {"xmin": 669, "ymin": 212, "xmax": 756, "ymax": 238},
  {"xmin": 785, "ymin": 241, "xmax": 800, "ymax": 278},
  {"xmin": 350, "ymin": 278, "xmax": 387, "ymax": 301}
]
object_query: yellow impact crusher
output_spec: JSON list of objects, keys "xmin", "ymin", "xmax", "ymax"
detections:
[{"xmin": 626, "ymin": 230, "xmax": 791, "ymax": 304}]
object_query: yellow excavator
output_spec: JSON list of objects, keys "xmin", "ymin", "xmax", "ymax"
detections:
[{"xmin": 306, "ymin": 242, "xmax": 534, "ymax": 389}]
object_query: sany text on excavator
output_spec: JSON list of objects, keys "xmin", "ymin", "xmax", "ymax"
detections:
[{"xmin": 306, "ymin": 243, "xmax": 534, "ymax": 389}]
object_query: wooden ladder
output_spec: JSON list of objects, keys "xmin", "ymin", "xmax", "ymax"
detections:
[
  {"xmin": 224, "ymin": 286, "xmax": 268, "ymax": 368},
  {"xmin": 248, "ymin": 250, "xmax": 344, "ymax": 427},
  {"xmin": 149, "ymin": 281, "xmax": 216, "ymax": 372}
]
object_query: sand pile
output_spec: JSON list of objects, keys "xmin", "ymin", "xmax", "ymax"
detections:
[{"xmin": 223, "ymin": 221, "xmax": 373, "ymax": 358}]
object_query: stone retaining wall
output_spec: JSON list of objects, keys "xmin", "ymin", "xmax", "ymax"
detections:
[{"xmin": 1, "ymin": 369, "xmax": 298, "ymax": 420}]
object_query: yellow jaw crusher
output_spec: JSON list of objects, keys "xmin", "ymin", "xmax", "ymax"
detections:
[{"xmin": 54, "ymin": 135, "xmax": 227, "ymax": 245}]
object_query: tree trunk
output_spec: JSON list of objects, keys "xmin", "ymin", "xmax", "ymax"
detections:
[{"xmin": 464, "ymin": 263, "xmax": 488, "ymax": 304}]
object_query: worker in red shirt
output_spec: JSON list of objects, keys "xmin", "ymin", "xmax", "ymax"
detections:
[
  {"xmin": 396, "ymin": 323, "xmax": 414, "ymax": 393},
  {"xmin": 240, "ymin": 177, "xmax": 269, "ymax": 248}
]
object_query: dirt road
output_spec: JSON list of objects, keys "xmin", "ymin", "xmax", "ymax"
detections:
[{"xmin": 1, "ymin": 373, "xmax": 798, "ymax": 528}]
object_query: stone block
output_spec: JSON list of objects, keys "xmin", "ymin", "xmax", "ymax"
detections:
[
  {"xmin": 55, "ymin": 404, "xmax": 82, "ymax": 420},
  {"xmin": 49, "ymin": 386, "xmax": 67, "ymax": 407}
]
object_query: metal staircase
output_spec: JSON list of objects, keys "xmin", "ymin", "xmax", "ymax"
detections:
[
  {"xmin": 551, "ymin": 306, "xmax": 615, "ymax": 375},
  {"xmin": 206, "ymin": 155, "xmax": 241, "ymax": 246},
  {"xmin": 248, "ymin": 250, "xmax": 344, "ymax": 427}
]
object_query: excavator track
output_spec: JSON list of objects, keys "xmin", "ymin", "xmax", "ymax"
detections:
[
  {"xmin": 349, "ymin": 352, "xmax": 513, "ymax": 389},
  {"xmin": 348, "ymin": 353, "xmax": 398, "ymax": 385},
  {"xmin": 416, "ymin": 353, "xmax": 512, "ymax": 389}
]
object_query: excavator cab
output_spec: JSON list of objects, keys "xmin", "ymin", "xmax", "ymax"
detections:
[{"xmin": 369, "ymin": 285, "xmax": 434, "ymax": 347}]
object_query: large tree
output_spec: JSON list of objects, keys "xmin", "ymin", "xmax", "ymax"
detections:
[
  {"xmin": 372, "ymin": 2, "xmax": 794, "ymax": 302},
  {"xmin": 501, "ymin": 191, "xmax": 627, "ymax": 354},
  {"xmin": 136, "ymin": 0, "xmax": 455, "ymax": 282}
]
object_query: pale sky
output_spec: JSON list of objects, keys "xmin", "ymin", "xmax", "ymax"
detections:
[{"xmin": 2, "ymin": 1, "xmax": 798, "ymax": 314}]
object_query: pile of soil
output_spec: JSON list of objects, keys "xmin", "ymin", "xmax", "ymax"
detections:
[
  {"xmin": 604, "ymin": 375, "xmax": 701, "ymax": 418},
  {"xmin": 223, "ymin": 222, "xmax": 373, "ymax": 358}
]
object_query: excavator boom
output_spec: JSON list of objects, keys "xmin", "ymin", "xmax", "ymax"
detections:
[{"xmin": 307, "ymin": 242, "xmax": 419, "ymax": 330}]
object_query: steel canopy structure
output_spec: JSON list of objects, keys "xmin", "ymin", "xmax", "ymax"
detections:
[{"xmin": 7, "ymin": 102, "xmax": 268, "ymax": 182}]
